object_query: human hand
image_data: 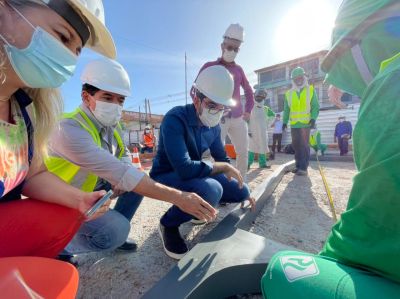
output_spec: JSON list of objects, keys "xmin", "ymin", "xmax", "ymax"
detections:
[
  {"xmin": 242, "ymin": 112, "xmax": 251, "ymax": 122},
  {"xmin": 87, "ymin": 199, "xmax": 112, "ymax": 221},
  {"xmin": 240, "ymin": 196, "xmax": 256, "ymax": 212},
  {"xmin": 222, "ymin": 163, "xmax": 244, "ymax": 188},
  {"xmin": 78, "ymin": 190, "xmax": 110, "ymax": 221},
  {"xmin": 175, "ymin": 192, "xmax": 218, "ymax": 222},
  {"xmin": 309, "ymin": 119, "xmax": 316, "ymax": 129},
  {"xmin": 328, "ymin": 85, "xmax": 346, "ymax": 108}
]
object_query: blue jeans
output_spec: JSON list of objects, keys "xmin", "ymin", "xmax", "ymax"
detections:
[
  {"xmin": 63, "ymin": 182, "xmax": 143, "ymax": 254},
  {"xmin": 291, "ymin": 128, "xmax": 311, "ymax": 171},
  {"xmin": 154, "ymin": 173, "xmax": 250, "ymax": 227}
]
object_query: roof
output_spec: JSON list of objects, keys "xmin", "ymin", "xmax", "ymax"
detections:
[{"xmin": 255, "ymin": 50, "xmax": 329, "ymax": 74}]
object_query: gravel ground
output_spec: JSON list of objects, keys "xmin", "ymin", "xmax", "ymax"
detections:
[
  {"xmin": 76, "ymin": 154, "xmax": 356, "ymax": 299},
  {"xmin": 250, "ymin": 159, "xmax": 356, "ymax": 253}
]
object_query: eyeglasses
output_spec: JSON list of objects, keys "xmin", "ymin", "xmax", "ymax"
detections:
[
  {"xmin": 223, "ymin": 43, "xmax": 240, "ymax": 53},
  {"xmin": 200, "ymin": 97, "xmax": 230, "ymax": 115}
]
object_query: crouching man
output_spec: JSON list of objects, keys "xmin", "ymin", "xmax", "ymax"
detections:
[{"xmin": 150, "ymin": 65, "xmax": 255, "ymax": 259}]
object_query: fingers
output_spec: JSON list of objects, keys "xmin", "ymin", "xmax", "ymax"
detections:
[
  {"xmin": 240, "ymin": 197, "xmax": 256, "ymax": 212},
  {"xmin": 95, "ymin": 190, "xmax": 107, "ymax": 200},
  {"xmin": 234, "ymin": 170, "xmax": 244, "ymax": 189},
  {"xmin": 86, "ymin": 202, "xmax": 110, "ymax": 221},
  {"xmin": 248, "ymin": 197, "xmax": 256, "ymax": 212}
]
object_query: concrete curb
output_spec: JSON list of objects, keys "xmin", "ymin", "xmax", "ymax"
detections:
[{"xmin": 142, "ymin": 161, "xmax": 295, "ymax": 299}]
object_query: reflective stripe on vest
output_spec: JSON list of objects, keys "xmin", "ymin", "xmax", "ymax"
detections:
[
  {"xmin": 286, "ymin": 85, "xmax": 313, "ymax": 125},
  {"xmin": 45, "ymin": 108, "xmax": 125, "ymax": 192}
]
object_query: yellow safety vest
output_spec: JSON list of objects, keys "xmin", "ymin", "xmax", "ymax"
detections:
[
  {"xmin": 285, "ymin": 85, "xmax": 314, "ymax": 125},
  {"xmin": 45, "ymin": 108, "xmax": 125, "ymax": 192},
  {"xmin": 310, "ymin": 131, "xmax": 318, "ymax": 147}
]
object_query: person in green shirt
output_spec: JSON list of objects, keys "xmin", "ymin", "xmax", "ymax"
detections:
[
  {"xmin": 282, "ymin": 67, "xmax": 320, "ymax": 176},
  {"xmin": 261, "ymin": 1, "xmax": 400, "ymax": 298},
  {"xmin": 309, "ymin": 127, "xmax": 327, "ymax": 156}
]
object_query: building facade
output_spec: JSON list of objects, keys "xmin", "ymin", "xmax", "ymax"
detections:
[{"xmin": 254, "ymin": 50, "xmax": 359, "ymax": 112}]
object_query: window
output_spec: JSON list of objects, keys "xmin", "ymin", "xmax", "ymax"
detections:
[
  {"xmin": 290, "ymin": 58, "xmax": 320, "ymax": 76},
  {"xmin": 259, "ymin": 67, "xmax": 286, "ymax": 84},
  {"xmin": 341, "ymin": 93, "xmax": 352, "ymax": 102},
  {"xmin": 260, "ymin": 71, "xmax": 272, "ymax": 84},
  {"xmin": 278, "ymin": 94, "xmax": 285, "ymax": 112},
  {"xmin": 322, "ymin": 84, "xmax": 330, "ymax": 102}
]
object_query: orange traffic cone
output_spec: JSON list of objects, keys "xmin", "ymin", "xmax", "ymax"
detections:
[{"xmin": 131, "ymin": 147, "xmax": 143, "ymax": 170}]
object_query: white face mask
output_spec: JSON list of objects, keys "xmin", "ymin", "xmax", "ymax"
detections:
[
  {"xmin": 199, "ymin": 109, "xmax": 223, "ymax": 128},
  {"xmin": 222, "ymin": 49, "xmax": 237, "ymax": 63},
  {"xmin": 92, "ymin": 100, "xmax": 123, "ymax": 127}
]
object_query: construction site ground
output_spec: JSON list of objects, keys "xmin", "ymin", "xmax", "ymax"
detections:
[{"xmin": 76, "ymin": 153, "xmax": 357, "ymax": 299}]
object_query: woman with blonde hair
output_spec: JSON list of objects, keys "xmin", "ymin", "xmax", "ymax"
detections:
[{"xmin": 0, "ymin": 0, "xmax": 116, "ymax": 257}]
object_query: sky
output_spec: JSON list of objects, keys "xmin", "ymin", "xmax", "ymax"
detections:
[{"xmin": 62, "ymin": 0, "xmax": 343, "ymax": 115}]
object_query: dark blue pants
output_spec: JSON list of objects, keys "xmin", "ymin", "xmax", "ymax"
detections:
[
  {"xmin": 338, "ymin": 137, "xmax": 349, "ymax": 155},
  {"xmin": 154, "ymin": 173, "xmax": 250, "ymax": 227},
  {"xmin": 291, "ymin": 128, "xmax": 310, "ymax": 171}
]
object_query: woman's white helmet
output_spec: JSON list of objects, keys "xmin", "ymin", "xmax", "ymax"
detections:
[
  {"xmin": 43, "ymin": 0, "xmax": 116, "ymax": 58},
  {"xmin": 193, "ymin": 65, "xmax": 236, "ymax": 107}
]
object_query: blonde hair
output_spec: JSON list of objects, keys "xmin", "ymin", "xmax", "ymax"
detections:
[{"xmin": 1, "ymin": 0, "xmax": 64, "ymax": 169}]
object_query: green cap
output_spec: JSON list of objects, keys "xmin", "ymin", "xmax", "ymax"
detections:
[
  {"xmin": 321, "ymin": 0, "xmax": 395, "ymax": 73},
  {"xmin": 290, "ymin": 67, "xmax": 306, "ymax": 79}
]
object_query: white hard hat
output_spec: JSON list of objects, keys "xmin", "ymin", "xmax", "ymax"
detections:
[
  {"xmin": 81, "ymin": 58, "xmax": 131, "ymax": 96},
  {"xmin": 223, "ymin": 23, "xmax": 244, "ymax": 42},
  {"xmin": 43, "ymin": 0, "xmax": 116, "ymax": 58},
  {"xmin": 193, "ymin": 65, "xmax": 235, "ymax": 107}
]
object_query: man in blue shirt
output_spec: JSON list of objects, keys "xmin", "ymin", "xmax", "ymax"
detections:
[
  {"xmin": 150, "ymin": 65, "xmax": 254, "ymax": 259},
  {"xmin": 334, "ymin": 116, "xmax": 353, "ymax": 155}
]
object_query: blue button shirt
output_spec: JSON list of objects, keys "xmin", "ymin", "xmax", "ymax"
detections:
[
  {"xmin": 150, "ymin": 104, "xmax": 229, "ymax": 180},
  {"xmin": 335, "ymin": 121, "xmax": 353, "ymax": 138}
]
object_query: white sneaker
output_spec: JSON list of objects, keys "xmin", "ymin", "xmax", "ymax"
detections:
[{"xmin": 190, "ymin": 219, "xmax": 207, "ymax": 225}]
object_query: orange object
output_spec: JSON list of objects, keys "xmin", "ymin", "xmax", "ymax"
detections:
[
  {"xmin": 225, "ymin": 144, "xmax": 237, "ymax": 159},
  {"xmin": 131, "ymin": 147, "xmax": 144, "ymax": 170},
  {"xmin": 143, "ymin": 133, "xmax": 155, "ymax": 148},
  {"xmin": 0, "ymin": 257, "xmax": 79, "ymax": 299}
]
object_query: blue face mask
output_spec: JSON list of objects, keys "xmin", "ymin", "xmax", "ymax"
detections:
[{"xmin": 0, "ymin": 6, "xmax": 77, "ymax": 88}]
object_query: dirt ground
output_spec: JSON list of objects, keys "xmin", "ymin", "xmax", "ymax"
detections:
[
  {"xmin": 76, "ymin": 153, "xmax": 356, "ymax": 299},
  {"xmin": 250, "ymin": 158, "xmax": 356, "ymax": 254}
]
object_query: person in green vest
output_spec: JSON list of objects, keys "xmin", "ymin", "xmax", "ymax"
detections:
[
  {"xmin": 282, "ymin": 66, "xmax": 320, "ymax": 176},
  {"xmin": 248, "ymin": 88, "xmax": 275, "ymax": 169},
  {"xmin": 309, "ymin": 127, "xmax": 327, "ymax": 156},
  {"xmin": 46, "ymin": 58, "xmax": 217, "ymax": 263},
  {"xmin": 261, "ymin": 1, "xmax": 400, "ymax": 298}
]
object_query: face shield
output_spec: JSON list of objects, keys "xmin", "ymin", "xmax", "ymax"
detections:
[{"xmin": 322, "ymin": 2, "xmax": 400, "ymax": 97}]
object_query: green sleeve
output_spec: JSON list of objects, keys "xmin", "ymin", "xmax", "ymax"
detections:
[
  {"xmin": 310, "ymin": 88, "xmax": 320, "ymax": 120},
  {"xmin": 283, "ymin": 95, "xmax": 290, "ymax": 125},
  {"xmin": 316, "ymin": 131, "xmax": 322, "ymax": 146},
  {"xmin": 264, "ymin": 106, "xmax": 275, "ymax": 119}
]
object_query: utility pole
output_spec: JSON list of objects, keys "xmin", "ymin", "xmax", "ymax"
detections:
[
  {"xmin": 148, "ymin": 99, "xmax": 152, "ymax": 124},
  {"xmin": 144, "ymin": 98, "xmax": 148, "ymax": 124},
  {"xmin": 138, "ymin": 105, "xmax": 142, "ymax": 130},
  {"xmin": 185, "ymin": 52, "xmax": 188, "ymax": 105}
]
